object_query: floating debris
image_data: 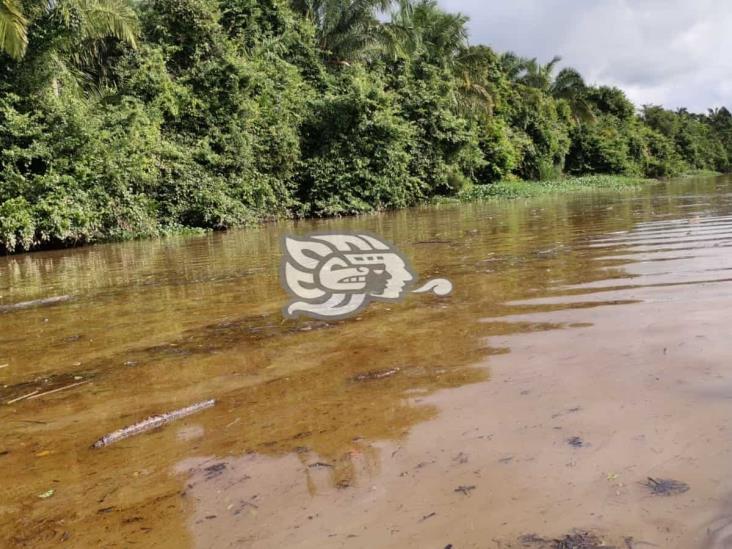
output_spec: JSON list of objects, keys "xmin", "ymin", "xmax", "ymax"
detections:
[
  {"xmin": 414, "ymin": 239, "xmax": 453, "ymax": 245},
  {"xmin": 38, "ymin": 489, "xmax": 55, "ymax": 499},
  {"xmin": 567, "ymin": 436, "xmax": 584, "ymax": 448},
  {"xmin": 517, "ymin": 533, "xmax": 547, "ymax": 545},
  {"xmin": 419, "ymin": 512, "xmax": 436, "ymax": 522},
  {"xmin": 454, "ymin": 485, "xmax": 476, "ymax": 495},
  {"xmin": 554, "ymin": 531, "xmax": 605, "ymax": 549},
  {"xmin": 308, "ymin": 462, "xmax": 333, "ymax": 469},
  {"xmin": 517, "ymin": 531, "xmax": 607, "ymax": 548},
  {"xmin": 351, "ymin": 367, "xmax": 400, "ymax": 382},
  {"xmin": 644, "ymin": 477, "xmax": 689, "ymax": 496},
  {"xmin": 203, "ymin": 462, "xmax": 226, "ymax": 480},
  {"xmin": 91, "ymin": 399, "xmax": 216, "ymax": 448}
]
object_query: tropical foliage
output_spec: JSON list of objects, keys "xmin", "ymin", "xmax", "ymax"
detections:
[{"xmin": 0, "ymin": 0, "xmax": 730, "ymax": 252}]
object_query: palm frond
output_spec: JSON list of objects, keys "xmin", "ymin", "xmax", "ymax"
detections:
[
  {"xmin": 302, "ymin": 0, "xmax": 387, "ymax": 62},
  {"xmin": 544, "ymin": 54, "xmax": 562, "ymax": 74},
  {"xmin": 0, "ymin": 0, "xmax": 28, "ymax": 60},
  {"xmin": 384, "ymin": 0, "xmax": 468, "ymax": 67},
  {"xmin": 499, "ymin": 51, "xmax": 529, "ymax": 81},
  {"xmin": 570, "ymin": 98, "xmax": 596, "ymax": 124},
  {"xmin": 76, "ymin": 0, "xmax": 139, "ymax": 47}
]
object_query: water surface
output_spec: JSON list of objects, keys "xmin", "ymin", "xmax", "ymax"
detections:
[{"xmin": 3, "ymin": 176, "xmax": 732, "ymax": 547}]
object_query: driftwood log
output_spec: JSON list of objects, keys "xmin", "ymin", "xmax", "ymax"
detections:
[{"xmin": 91, "ymin": 399, "xmax": 216, "ymax": 448}]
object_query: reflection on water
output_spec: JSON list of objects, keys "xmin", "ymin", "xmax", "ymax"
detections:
[{"xmin": 2, "ymin": 176, "xmax": 732, "ymax": 547}]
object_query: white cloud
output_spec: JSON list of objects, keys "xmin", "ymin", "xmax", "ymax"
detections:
[{"xmin": 439, "ymin": 0, "xmax": 732, "ymax": 112}]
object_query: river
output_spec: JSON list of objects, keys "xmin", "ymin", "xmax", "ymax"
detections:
[{"xmin": 2, "ymin": 175, "xmax": 732, "ymax": 548}]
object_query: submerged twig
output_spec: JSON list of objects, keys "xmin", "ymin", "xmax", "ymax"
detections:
[
  {"xmin": 0, "ymin": 295, "xmax": 73, "ymax": 313},
  {"xmin": 27, "ymin": 380, "xmax": 90, "ymax": 400},
  {"xmin": 91, "ymin": 399, "xmax": 216, "ymax": 449},
  {"xmin": 352, "ymin": 367, "xmax": 400, "ymax": 382},
  {"xmin": 6, "ymin": 390, "xmax": 39, "ymax": 405}
]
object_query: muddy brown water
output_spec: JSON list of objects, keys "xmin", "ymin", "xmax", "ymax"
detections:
[{"xmin": 3, "ymin": 176, "xmax": 732, "ymax": 548}]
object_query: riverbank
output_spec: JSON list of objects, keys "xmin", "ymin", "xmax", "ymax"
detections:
[
  {"xmin": 0, "ymin": 174, "xmax": 662, "ymax": 256},
  {"xmin": 3, "ymin": 172, "xmax": 726, "ymax": 256}
]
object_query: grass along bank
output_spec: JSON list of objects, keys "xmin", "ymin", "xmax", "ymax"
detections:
[{"xmin": 437, "ymin": 175, "xmax": 656, "ymax": 203}]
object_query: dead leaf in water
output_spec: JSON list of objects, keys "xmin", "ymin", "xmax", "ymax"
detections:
[{"xmin": 644, "ymin": 477, "xmax": 689, "ymax": 496}]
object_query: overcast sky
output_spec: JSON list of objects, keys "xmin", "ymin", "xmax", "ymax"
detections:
[{"xmin": 439, "ymin": 0, "xmax": 732, "ymax": 113}]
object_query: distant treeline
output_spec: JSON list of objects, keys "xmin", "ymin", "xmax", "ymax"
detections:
[{"xmin": 1, "ymin": 0, "xmax": 731, "ymax": 252}]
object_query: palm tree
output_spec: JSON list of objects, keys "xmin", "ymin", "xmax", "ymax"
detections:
[
  {"xmin": 516, "ymin": 55, "xmax": 560, "ymax": 91},
  {"xmin": 62, "ymin": 0, "xmax": 138, "ymax": 49},
  {"xmin": 550, "ymin": 67, "xmax": 595, "ymax": 123},
  {"xmin": 0, "ymin": 0, "xmax": 27, "ymax": 60},
  {"xmin": 2, "ymin": 0, "xmax": 139, "ymax": 95},
  {"xmin": 292, "ymin": 0, "xmax": 390, "ymax": 62},
  {"xmin": 500, "ymin": 52, "xmax": 594, "ymax": 123},
  {"xmin": 452, "ymin": 45, "xmax": 495, "ymax": 117},
  {"xmin": 0, "ymin": 0, "xmax": 137, "ymax": 63},
  {"xmin": 54, "ymin": 0, "xmax": 139, "ymax": 91},
  {"xmin": 383, "ymin": 0, "xmax": 495, "ymax": 116},
  {"xmin": 383, "ymin": 0, "xmax": 467, "ymax": 68}
]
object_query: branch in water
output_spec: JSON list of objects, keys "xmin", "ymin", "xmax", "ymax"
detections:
[
  {"xmin": 91, "ymin": 399, "xmax": 216, "ymax": 449},
  {"xmin": 0, "ymin": 295, "xmax": 73, "ymax": 313}
]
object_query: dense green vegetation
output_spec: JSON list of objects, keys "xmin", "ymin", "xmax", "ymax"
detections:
[{"xmin": 1, "ymin": 0, "xmax": 731, "ymax": 253}]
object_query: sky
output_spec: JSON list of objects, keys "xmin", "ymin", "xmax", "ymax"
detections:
[{"xmin": 439, "ymin": 0, "xmax": 732, "ymax": 113}]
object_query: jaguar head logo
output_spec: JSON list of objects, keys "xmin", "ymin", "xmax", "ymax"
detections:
[{"xmin": 281, "ymin": 232, "xmax": 452, "ymax": 320}]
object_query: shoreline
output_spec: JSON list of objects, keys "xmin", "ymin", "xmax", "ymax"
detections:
[{"xmin": 0, "ymin": 172, "xmax": 724, "ymax": 257}]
